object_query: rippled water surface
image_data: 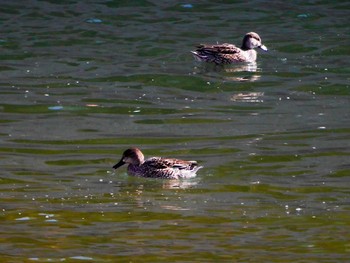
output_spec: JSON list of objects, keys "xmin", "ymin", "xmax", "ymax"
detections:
[{"xmin": 1, "ymin": 1, "xmax": 349, "ymax": 262}]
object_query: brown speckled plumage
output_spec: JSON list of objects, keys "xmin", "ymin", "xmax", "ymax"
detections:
[
  {"xmin": 191, "ymin": 32, "xmax": 268, "ymax": 64},
  {"xmin": 113, "ymin": 148, "xmax": 202, "ymax": 179}
]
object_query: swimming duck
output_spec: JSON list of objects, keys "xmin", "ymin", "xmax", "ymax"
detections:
[
  {"xmin": 191, "ymin": 32, "xmax": 268, "ymax": 64},
  {"xmin": 113, "ymin": 148, "xmax": 202, "ymax": 179}
]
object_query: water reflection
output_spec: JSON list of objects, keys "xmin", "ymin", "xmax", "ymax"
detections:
[
  {"xmin": 161, "ymin": 179, "xmax": 199, "ymax": 189},
  {"xmin": 223, "ymin": 62, "xmax": 258, "ymax": 73},
  {"xmin": 230, "ymin": 92, "xmax": 264, "ymax": 103},
  {"xmin": 1, "ymin": 0, "xmax": 349, "ymax": 262},
  {"xmin": 193, "ymin": 62, "xmax": 261, "ymax": 82}
]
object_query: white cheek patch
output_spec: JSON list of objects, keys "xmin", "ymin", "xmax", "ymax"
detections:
[{"xmin": 249, "ymin": 38, "xmax": 260, "ymax": 48}]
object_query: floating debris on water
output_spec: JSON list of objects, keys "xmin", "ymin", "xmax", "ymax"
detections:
[
  {"xmin": 181, "ymin": 4, "xmax": 193, "ymax": 8},
  {"xmin": 15, "ymin": 216, "xmax": 31, "ymax": 221},
  {"xmin": 45, "ymin": 219, "xmax": 58, "ymax": 223},
  {"xmin": 231, "ymin": 92, "xmax": 264, "ymax": 103},
  {"xmin": 70, "ymin": 256, "xmax": 94, "ymax": 260},
  {"xmin": 86, "ymin": 18, "xmax": 103, "ymax": 23},
  {"xmin": 297, "ymin": 13, "xmax": 310, "ymax": 18},
  {"xmin": 48, "ymin": 106, "xmax": 63, "ymax": 110}
]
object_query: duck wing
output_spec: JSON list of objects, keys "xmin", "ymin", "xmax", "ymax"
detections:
[
  {"xmin": 196, "ymin": 43, "xmax": 241, "ymax": 54},
  {"xmin": 145, "ymin": 157, "xmax": 198, "ymax": 170},
  {"xmin": 193, "ymin": 43, "xmax": 245, "ymax": 64}
]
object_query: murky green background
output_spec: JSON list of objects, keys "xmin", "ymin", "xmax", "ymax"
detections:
[{"xmin": 1, "ymin": 1, "xmax": 349, "ymax": 262}]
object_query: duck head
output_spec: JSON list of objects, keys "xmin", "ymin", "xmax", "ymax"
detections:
[
  {"xmin": 242, "ymin": 32, "xmax": 268, "ymax": 51},
  {"xmin": 113, "ymin": 148, "xmax": 145, "ymax": 169}
]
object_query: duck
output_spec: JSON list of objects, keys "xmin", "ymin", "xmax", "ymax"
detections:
[
  {"xmin": 191, "ymin": 32, "xmax": 268, "ymax": 64},
  {"xmin": 112, "ymin": 148, "xmax": 202, "ymax": 179}
]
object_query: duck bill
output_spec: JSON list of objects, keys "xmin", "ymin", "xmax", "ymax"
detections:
[
  {"xmin": 113, "ymin": 159, "xmax": 125, "ymax": 169},
  {"xmin": 259, "ymin": 45, "xmax": 268, "ymax": 51}
]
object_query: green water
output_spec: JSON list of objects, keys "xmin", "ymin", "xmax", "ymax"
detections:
[{"xmin": 1, "ymin": 1, "xmax": 349, "ymax": 262}]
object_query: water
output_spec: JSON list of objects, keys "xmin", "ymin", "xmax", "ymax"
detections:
[{"xmin": 1, "ymin": 1, "xmax": 349, "ymax": 262}]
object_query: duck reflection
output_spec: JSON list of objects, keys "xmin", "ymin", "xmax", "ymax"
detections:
[
  {"xmin": 160, "ymin": 179, "xmax": 199, "ymax": 189},
  {"xmin": 113, "ymin": 178, "xmax": 199, "ymax": 211},
  {"xmin": 230, "ymin": 92, "xmax": 264, "ymax": 103},
  {"xmin": 193, "ymin": 62, "xmax": 261, "ymax": 82},
  {"xmin": 223, "ymin": 62, "xmax": 261, "ymax": 82}
]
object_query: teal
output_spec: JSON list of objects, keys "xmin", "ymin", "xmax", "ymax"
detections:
[
  {"xmin": 191, "ymin": 32, "xmax": 268, "ymax": 64},
  {"xmin": 113, "ymin": 148, "xmax": 202, "ymax": 179}
]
